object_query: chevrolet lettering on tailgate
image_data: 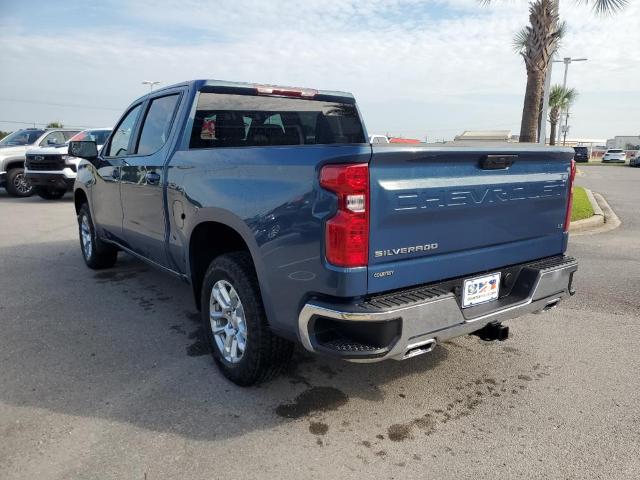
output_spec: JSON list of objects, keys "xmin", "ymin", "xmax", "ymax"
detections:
[{"xmin": 394, "ymin": 181, "xmax": 566, "ymax": 211}]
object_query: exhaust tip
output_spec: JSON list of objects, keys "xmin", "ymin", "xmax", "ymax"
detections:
[{"xmin": 403, "ymin": 339, "xmax": 436, "ymax": 360}]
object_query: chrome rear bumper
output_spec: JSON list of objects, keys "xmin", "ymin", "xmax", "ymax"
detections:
[{"xmin": 298, "ymin": 256, "xmax": 577, "ymax": 362}]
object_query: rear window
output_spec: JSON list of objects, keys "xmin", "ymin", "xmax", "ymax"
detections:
[
  {"xmin": 608, "ymin": 149, "xmax": 623, "ymax": 153},
  {"xmin": 189, "ymin": 93, "xmax": 365, "ymax": 149},
  {"xmin": 574, "ymin": 147, "xmax": 588, "ymax": 153}
]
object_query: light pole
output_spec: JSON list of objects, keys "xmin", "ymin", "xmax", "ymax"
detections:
[
  {"xmin": 553, "ymin": 57, "xmax": 587, "ymax": 145},
  {"xmin": 141, "ymin": 80, "xmax": 160, "ymax": 92}
]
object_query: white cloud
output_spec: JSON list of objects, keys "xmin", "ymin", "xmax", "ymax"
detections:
[{"xmin": 0, "ymin": 0, "xmax": 637, "ymax": 138}]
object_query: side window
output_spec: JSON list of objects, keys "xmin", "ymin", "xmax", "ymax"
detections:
[
  {"xmin": 106, "ymin": 104, "xmax": 142, "ymax": 157},
  {"xmin": 136, "ymin": 94, "xmax": 180, "ymax": 156},
  {"xmin": 40, "ymin": 131, "xmax": 66, "ymax": 146}
]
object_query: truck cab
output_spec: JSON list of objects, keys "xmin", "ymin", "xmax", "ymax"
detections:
[{"xmin": 70, "ymin": 79, "xmax": 578, "ymax": 385}]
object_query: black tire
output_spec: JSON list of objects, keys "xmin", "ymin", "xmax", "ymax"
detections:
[
  {"xmin": 201, "ymin": 252, "xmax": 294, "ymax": 386},
  {"xmin": 35, "ymin": 186, "xmax": 67, "ymax": 200},
  {"xmin": 5, "ymin": 167, "xmax": 34, "ymax": 197},
  {"xmin": 77, "ymin": 203, "xmax": 118, "ymax": 269}
]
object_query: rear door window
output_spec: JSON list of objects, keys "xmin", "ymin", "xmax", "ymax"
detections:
[
  {"xmin": 189, "ymin": 93, "xmax": 365, "ymax": 149},
  {"xmin": 136, "ymin": 94, "xmax": 180, "ymax": 155}
]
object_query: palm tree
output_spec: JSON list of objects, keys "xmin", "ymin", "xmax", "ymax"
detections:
[
  {"xmin": 548, "ymin": 84, "xmax": 577, "ymax": 145},
  {"xmin": 515, "ymin": 0, "xmax": 563, "ymax": 142},
  {"xmin": 511, "ymin": 1, "xmax": 564, "ymax": 142},
  {"xmin": 484, "ymin": 0, "xmax": 627, "ymax": 142}
]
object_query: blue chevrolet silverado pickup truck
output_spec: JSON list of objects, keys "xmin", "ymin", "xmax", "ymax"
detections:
[{"xmin": 69, "ymin": 79, "xmax": 578, "ymax": 385}]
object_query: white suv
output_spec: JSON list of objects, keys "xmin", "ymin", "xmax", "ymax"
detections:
[{"xmin": 602, "ymin": 149, "xmax": 626, "ymax": 163}]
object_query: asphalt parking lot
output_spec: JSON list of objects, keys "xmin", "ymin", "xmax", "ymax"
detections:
[{"xmin": 1, "ymin": 165, "xmax": 639, "ymax": 480}]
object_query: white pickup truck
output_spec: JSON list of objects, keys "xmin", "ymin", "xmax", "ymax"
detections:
[
  {"xmin": 0, "ymin": 128, "xmax": 81, "ymax": 197},
  {"xmin": 24, "ymin": 128, "xmax": 111, "ymax": 199}
]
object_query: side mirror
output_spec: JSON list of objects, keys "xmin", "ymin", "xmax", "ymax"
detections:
[{"xmin": 68, "ymin": 140, "xmax": 98, "ymax": 160}]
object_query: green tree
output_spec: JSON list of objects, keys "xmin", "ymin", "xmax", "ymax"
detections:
[
  {"xmin": 548, "ymin": 84, "xmax": 577, "ymax": 145},
  {"xmin": 46, "ymin": 121, "xmax": 64, "ymax": 128},
  {"xmin": 485, "ymin": 0, "xmax": 627, "ymax": 142},
  {"xmin": 0, "ymin": 131, "xmax": 10, "ymax": 140}
]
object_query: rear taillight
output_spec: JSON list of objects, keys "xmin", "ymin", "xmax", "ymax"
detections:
[
  {"xmin": 564, "ymin": 159, "xmax": 577, "ymax": 232},
  {"xmin": 320, "ymin": 163, "xmax": 369, "ymax": 267}
]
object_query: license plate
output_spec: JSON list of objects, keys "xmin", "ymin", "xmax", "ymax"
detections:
[{"xmin": 462, "ymin": 272, "xmax": 501, "ymax": 308}]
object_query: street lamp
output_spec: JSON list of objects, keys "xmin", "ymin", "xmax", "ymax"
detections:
[
  {"xmin": 141, "ymin": 80, "xmax": 160, "ymax": 92},
  {"xmin": 553, "ymin": 57, "xmax": 587, "ymax": 145}
]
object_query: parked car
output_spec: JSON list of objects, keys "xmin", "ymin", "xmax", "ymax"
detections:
[
  {"xmin": 602, "ymin": 149, "xmax": 626, "ymax": 163},
  {"xmin": 630, "ymin": 153, "xmax": 640, "ymax": 167},
  {"xmin": 69, "ymin": 79, "xmax": 578, "ymax": 386},
  {"xmin": 369, "ymin": 134, "xmax": 389, "ymax": 144},
  {"xmin": 24, "ymin": 128, "xmax": 112, "ymax": 199},
  {"xmin": 0, "ymin": 128, "xmax": 81, "ymax": 197},
  {"xmin": 573, "ymin": 146, "xmax": 589, "ymax": 162}
]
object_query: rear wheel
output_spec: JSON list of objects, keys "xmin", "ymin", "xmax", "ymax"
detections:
[
  {"xmin": 201, "ymin": 252, "xmax": 294, "ymax": 386},
  {"xmin": 78, "ymin": 203, "xmax": 118, "ymax": 269},
  {"xmin": 36, "ymin": 186, "xmax": 67, "ymax": 200},
  {"xmin": 5, "ymin": 168, "xmax": 34, "ymax": 197}
]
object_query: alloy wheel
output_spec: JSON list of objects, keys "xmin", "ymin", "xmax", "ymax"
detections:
[{"xmin": 209, "ymin": 280, "xmax": 247, "ymax": 363}]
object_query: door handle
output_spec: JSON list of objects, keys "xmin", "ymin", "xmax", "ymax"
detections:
[{"xmin": 145, "ymin": 171, "xmax": 161, "ymax": 185}]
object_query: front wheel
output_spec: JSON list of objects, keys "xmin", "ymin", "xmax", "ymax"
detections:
[
  {"xmin": 201, "ymin": 252, "xmax": 294, "ymax": 386},
  {"xmin": 36, "ymin": 186, "xmax": 67, "ymax": 200},
  {"xmin": 78, "ymin": 203, "xmax": 118, "ymax": 269},
  {"xmin": 5, "ymin": 168, "xmax": 34, "ymax": 197}
]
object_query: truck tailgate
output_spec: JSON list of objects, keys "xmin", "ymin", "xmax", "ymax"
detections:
[{"xmin": 368, "ymin": 145, "xmax": 574, "ymax": 294}]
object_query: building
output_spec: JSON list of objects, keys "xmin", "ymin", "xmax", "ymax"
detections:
[
  {"xmin": 606, "ymin": 135, "xmax": 640, "ymax": 150},
  {"xmin": 558, "ymin": 138, "xmax": 607, "ymax": 149}
]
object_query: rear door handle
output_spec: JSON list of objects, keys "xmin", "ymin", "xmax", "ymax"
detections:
[
  {"xmin": 145, "ymin": 171, "xmax": 161, "ymax": 185},
  {"xmin": 480, "ymin": 155, "xmax": 517, "ymax": 170}
]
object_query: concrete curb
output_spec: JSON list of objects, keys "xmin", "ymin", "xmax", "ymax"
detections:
[
  {"xmin": 571, "ymin": 190, "xmax": 621, "ymax": 236},
  {"xmin": 570, "ymin": 188, "xmax": 604, "ymax": 233}
]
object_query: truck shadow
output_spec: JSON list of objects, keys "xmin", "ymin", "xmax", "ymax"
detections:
[{"xmin": 0, "ymin": 239, "xmax": 501, "ymax": 444}]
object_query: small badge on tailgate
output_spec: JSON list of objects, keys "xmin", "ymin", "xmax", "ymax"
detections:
[{"xmin": 462, "ymin": 272, "xmax": 501, "ymax": 308}]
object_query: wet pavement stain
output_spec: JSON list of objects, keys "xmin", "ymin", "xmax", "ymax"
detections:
[
  {"xmin": 309, "ymin": 421, "xmax": 329, "ymax": 435},
  {"xmin": 185, "ymin": 311, "xmax": 201, "ymax": 323},
  {"xmin": 170, "ymin": 325, "xmax": 186, "ymax": 335},
  {"xmin": 387, "ymin": 414, "xmax": 436, "ymax": 442},
  {"xmin": 388, "ymin": 423, "xmax": 412, "ymax": 442},
  {"xmin": 378, "ymin": 365, "xmax": 551, "ymax": 444},
  {"xmin": 94, "ymin": 270, "xmax": 143, "ymax": 283},
  {"xmin": 275, "ymin": 386, "xmax": 348, "ymax": 419}
]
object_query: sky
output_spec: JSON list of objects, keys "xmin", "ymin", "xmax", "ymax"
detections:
[{"xmin": 0, "ymin": 0, "xmax": 638, "ymax": 141}]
